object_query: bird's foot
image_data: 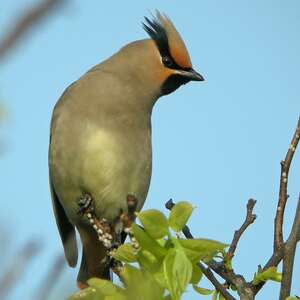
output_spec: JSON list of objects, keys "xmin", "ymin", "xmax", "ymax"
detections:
[
  {"xmin": 120, "ymin": 194, "xmax": 138, "ymax": 232},
  {"xmin": 77, "ymin": 193, "xmax": 94, "ymax": 215},
  {"xmin": 77, "ymin": 193, "xmax": 114, "ymax": 249},
  {"xmin": 111, "ymin": 259, "xmax": 124, "ymax": 278}
]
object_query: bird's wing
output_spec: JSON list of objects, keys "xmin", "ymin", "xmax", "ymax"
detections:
[{"xmin": 49, "ymin": 174, "xmax": 78, "ymax": 267}]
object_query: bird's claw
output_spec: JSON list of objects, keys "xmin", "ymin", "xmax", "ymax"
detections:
[
  {"xmin": 77, "ymin": 193, "xmax": 139, "ymax": 251},
  {"xmin": 77, "ymin": 193, "xmax": 94, "ymax": 215},
  {"xmin": 120, "ymin": 194, "xmax": 138, "ymax": 232}
]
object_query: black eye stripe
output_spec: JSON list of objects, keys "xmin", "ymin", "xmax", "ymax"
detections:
[{"xmin": 143, "ymin": 17, "xmax": 191, "ymax": 71}]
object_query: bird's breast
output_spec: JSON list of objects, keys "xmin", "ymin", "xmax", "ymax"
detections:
[{"xmin": 76, "ymin": 123, "xmax": 152, "ymax": 221}]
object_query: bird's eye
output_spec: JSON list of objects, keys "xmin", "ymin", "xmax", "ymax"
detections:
[{"xmin": 162, "ymin": 56, "xmax": 174, "ymax": 68}]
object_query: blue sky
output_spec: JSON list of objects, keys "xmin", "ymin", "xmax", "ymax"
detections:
[{"xmin": 0, "ymin": 1, "xmax": 299, "ymax": 299}]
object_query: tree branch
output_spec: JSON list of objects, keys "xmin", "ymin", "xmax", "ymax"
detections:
[
  {"xmin": 0, "ymin": 0, "xmax": 64, "ymax": 60},
  {"xmin": 274, "ymin": 117, "xmax": 300, "ymax": 250},
  {"xmin": 228, "ymin": 199, "xmax": 257, "ymax": 257},
  {"xmin": 0, "ymin": 240, "xmax": 41, "ymax": 299},
  {"xmin": 253, "ymin": 117, "xmax": 300, "ymax": 295},
  {"xmin": 279, "ymin": 195, "xmax": 300, "ymax": 300},
  {"xmin": 34, "ymin": 254, "xmax": 65, "ymax": 300},
  {"xmin": 165, "ymin": 117, "xmax": 300, "ymax": 299},
  {"xmin": 197, "ymin": 262, "xmax": 237, "ymax": 300}
]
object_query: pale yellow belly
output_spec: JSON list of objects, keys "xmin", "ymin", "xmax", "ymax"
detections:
[{"xmin": 50, "ymin": 125, "xmax": 152, "ymax": 224}]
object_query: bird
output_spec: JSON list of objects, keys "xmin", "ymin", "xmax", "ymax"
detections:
[{"xmin": 49, "ymin": 11, "xmax": 204, "ymax": 288}]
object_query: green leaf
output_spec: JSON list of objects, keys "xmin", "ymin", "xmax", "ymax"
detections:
[
  {"xmin": 169, "ymin": 201, "xmax": 194, "ymax": 232},
  {"xmin": 285, "ymin": 297, "xmax": 299, "ymax": 300},
  {"xmin": 88, "ymin": 278, "xmax": 118, "ymax": 296},
  {"xmin": 193, "ymin": 285, "xmax": 214, "ymax": 295},
  {"xmin": 179, "ymin": 238, "xmax": 228, "ymax": 262},
  {"xmin": 113, "ymin": 243, "xmax": 137, "ymax": 263},
  {"xmin": 252, "ymin": 266, "xmax": 282, "ymax": 285},
  {"xmin": 131, "ymin": 223, "xmax": 167, "ymax": 258},
  {"xmin": 138, "ymin": 209, "xmax": 169, "ymax": 239},
  {"xmin": 137, "ymin": 249, "xmax": 160, "ymax": 272},
  {"xmin": 105, "ymin": 294, "xmax": 126, "ymax": 300},
  {"xmin": 212, "ymin": 291, "xmax": 218, "ymax": 300},
  {"xmin": 121, "ymin": 265, "xmax": 165, "ymax": 300},
  {"xmin": 67, "ymin": 287, "xmax": 98, "ymax": 300},
  {"xmin": 163, "ymin": 248, "xmax": 193, "ymax": 300},
  {"xmin": 121, "ymin": 265, "xmax": 141, "ymax": 285},
  {"xmin": 153, "ymin": 267, "xmax": 168, "ymax": 289},
  {"xmin": 218, "ymin": 293, "xmax": 226, "ymax": 300},
  {"xmin": 190, "ymin": 263, "xmax": 203, "ymax": 284}
]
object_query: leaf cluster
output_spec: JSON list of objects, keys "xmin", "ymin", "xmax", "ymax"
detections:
[{"xmin": 69, "ymin": 202, "xmax": 227, "ymax": 300}]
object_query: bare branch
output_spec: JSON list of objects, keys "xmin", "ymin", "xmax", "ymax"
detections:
[
  {"xmin": 34, "ymin": 254, "xmax": 65, "ymax": 300},
  {"xmin": 165, "ymin": 117, "xmax": 300, "ymax": 300},
  {"xmin": 279, "ymin": 195, "xmax": 300, "ymax": 300},
  {"xmin": 0, "ymin": 0, "xmax": 64, "ymax": 60},
  {"xmin": 253, "ymin": 117, "xmax": 300, "ymax": 296},
  {"xmin": 197, "ymin": 262, "xmax": 236, "ymax": 300},
  {"xmin": 228, "ymin": 199, "xmax": 257, "ymax": 257},
  {"xmin": 274, "ymin": 117, "xmax": 300, "ymax": 250},
  {"xmin": 0, "ymin": 240, "xmax": 41, "ymax": 299}
]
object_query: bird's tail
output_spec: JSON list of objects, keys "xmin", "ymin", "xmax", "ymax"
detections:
[{"xmin": 77, "ymin": 226, "xmax": 111, "ymax": 288}]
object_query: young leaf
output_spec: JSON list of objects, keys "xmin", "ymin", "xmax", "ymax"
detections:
[
  {"xmin": 121, "ymin": 265, "xmax": 165, "ymax": 300},
  {"xmin": 154, "ymin": 267, "xmax": 168, "ymax": 289},
  {"xmin": 252, "ymin": 266, "xmax": 282, "ymax": 285},
  {"xmin": 131, "ymin": 223, "xmax": 167, "ymax": 258},
  {"xmin": 193, "ymin": 285, "xmax": 214, "ymax": 295},
  {"xmin": 169, "ymin": 201, "xmax": 194, "ymax": 232},
  {"xmin": 105, "ymin": 294, "xmax": 126, "ymax": 300},
  {"xmin": 163, "ymin": 248, "xmax": 193, "ymax": 300},
  {"xmin": 190, "ymin": 263, "xmax": 203, "ymax": 284},
  {"xmin": 212, "ymin": 290, "xmax": 218, "ymax": 300},
  {"xmin": 88, "ymin": 278, "xmax": 117, "ymax": 296},
  {"xmin": 113, "ymin": 243, "xmax": 137, "ymax": 263},
  {"xmin": 67, "ymin": 287, "xmax": 97, "ymax": 300},
  {"xmin": 137, "ymin": 249, "xmax": 160, "ymax": 272},
  {"xmin": 179, "ymin": 238, "xmax": 228, "ymax": 262},
  {"xmin": 138, "ymin": 209, "xmax": 169, "ymax": 239},
  {"xmin": 218, "ymin": 293, "xmax": 226, "ymax": 300}
]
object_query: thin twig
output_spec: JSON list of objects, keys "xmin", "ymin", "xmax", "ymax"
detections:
[
  {"xmin": 0, "ymin": 240, "xmax": 41, "ymax": 299},
  {"xmin": 0, "ymin": 0, "xmax": 64, "ymax": 60},
  {"xmin": 274, "ymin": 117, "xmax": 300, "ymax": 250},
  {"xmin": 253, "ymin": 117, "xmax": 300, "ymax": 295},
  {"xmin": 34, "ymin": 254, "xmax": 65, "ymax": 300},
  {"xmin": 198, "ymin": 262, "xmax": 236, "ymax": 300},
  {"xmin": 279, "ymin": 195, "xmax": 300, "ymax": 300},
  {"xmin": 228, "ymin": 199, "xmax": 257, "ymax": 257}
]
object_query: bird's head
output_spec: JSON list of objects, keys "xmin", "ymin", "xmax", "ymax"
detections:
[
  {"xmin": 142, "ymin": 11, "xmax": 204, "ymax": 96},
  {"xmin": 109, "ymin": 11, "xmax": 204, "ymax": 102}
]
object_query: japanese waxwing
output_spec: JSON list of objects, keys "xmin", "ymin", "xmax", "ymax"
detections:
[{"xmin": 49, "ymin": 11, "xmax": 204, "ymax": 287}]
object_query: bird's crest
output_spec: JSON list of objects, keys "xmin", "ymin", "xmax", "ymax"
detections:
[{"xmin": 143, "ymin": 11, "xmax": 192, "ymax": 69}]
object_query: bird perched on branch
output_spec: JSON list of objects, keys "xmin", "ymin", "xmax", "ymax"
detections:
[{"xmin": 49, "ymin": 11, "xmax": 204, "ymax": 287}]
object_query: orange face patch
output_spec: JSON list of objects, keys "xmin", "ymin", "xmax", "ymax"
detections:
[
  {"xmin": 158, "ymin": 66, "xmax": 175, "ymax": 83},
  {"xmin": 159, "ymin": 13, "xmax": 192, "ymax": 69}
]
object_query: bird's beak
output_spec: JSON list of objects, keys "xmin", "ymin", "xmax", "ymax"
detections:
[{"xmin": 176, "ymin": 68, "xmax": 205, "ymax": 82}]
